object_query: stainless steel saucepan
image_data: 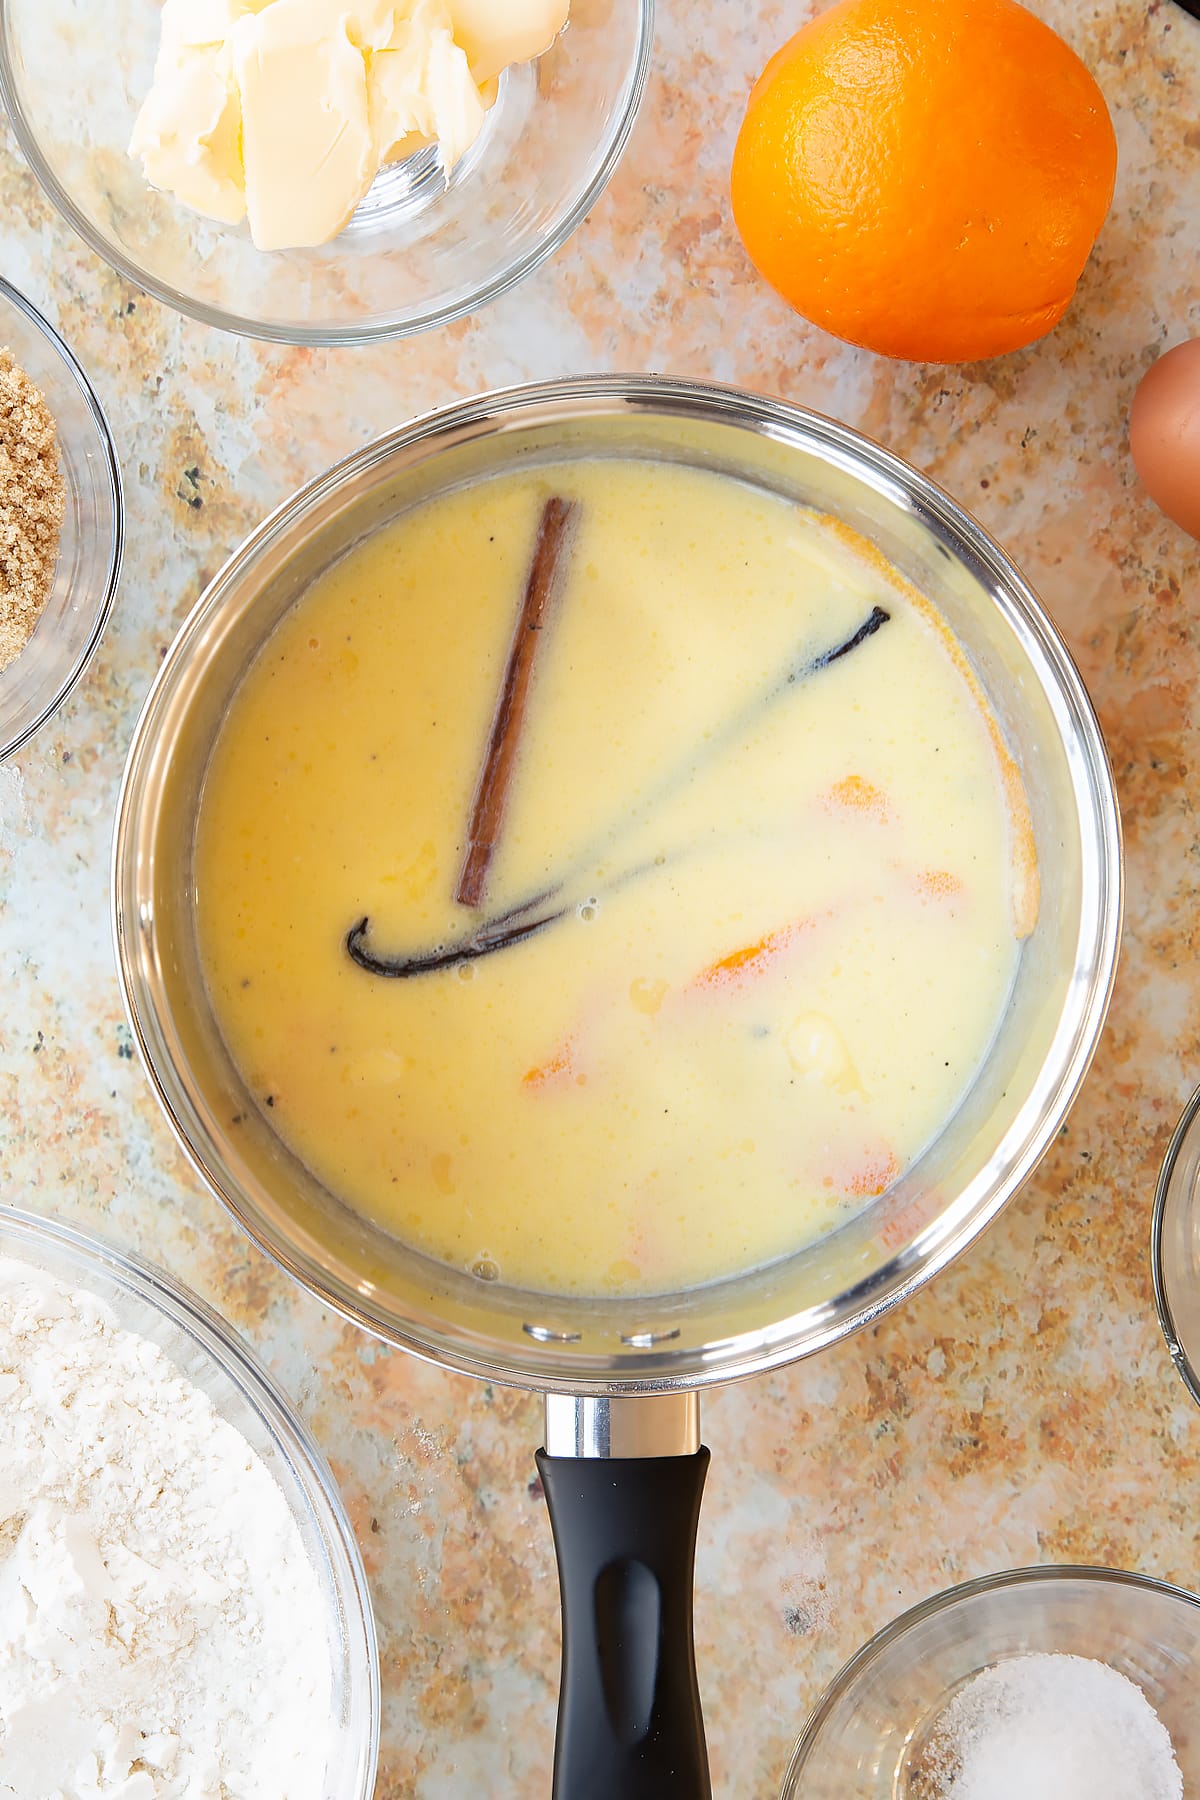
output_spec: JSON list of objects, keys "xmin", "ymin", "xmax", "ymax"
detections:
[{"xmin": 113, "ymin": 377, "xmax": 1122, "ymax": 1798}]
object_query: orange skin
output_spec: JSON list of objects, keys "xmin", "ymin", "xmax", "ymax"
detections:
[{"xmin": 731, "ymin": 0, "xmax": 1117, "ymax": 362}]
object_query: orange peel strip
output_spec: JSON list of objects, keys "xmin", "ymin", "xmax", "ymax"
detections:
[{"xmin": 690, "ymin": 917, "xmax": 813, "ymax": 992}]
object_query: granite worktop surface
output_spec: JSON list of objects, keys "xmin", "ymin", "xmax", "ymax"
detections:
[{"xmin": 3, "ymin": 2, "xmax": 1199, "ymax": 1794}]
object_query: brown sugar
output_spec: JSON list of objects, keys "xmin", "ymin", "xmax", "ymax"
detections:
[{"xmin": 0, "ymin": 347, "xmax": 65, "ymax": 673}]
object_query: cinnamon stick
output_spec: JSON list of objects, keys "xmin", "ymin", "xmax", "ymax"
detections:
[{"xmin": 454, "ymin": 495, "xmax": 579, "ymax": 910}]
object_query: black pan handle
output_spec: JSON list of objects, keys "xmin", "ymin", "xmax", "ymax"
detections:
[{"xmin": 536, "ymin": 1395, "xmax": 712, "ymax": 1800}]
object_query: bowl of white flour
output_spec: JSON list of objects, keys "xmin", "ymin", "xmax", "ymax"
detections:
[{"xmin": 0, "ymin": 1206, "xmax": 379, "ymax": 1800}]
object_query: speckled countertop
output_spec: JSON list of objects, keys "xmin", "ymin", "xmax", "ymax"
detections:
[{"xmin": 2, "ymin": 2, "xmax": 1199, "ymax": 1794}]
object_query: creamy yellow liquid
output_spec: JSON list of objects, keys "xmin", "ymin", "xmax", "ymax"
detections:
[{"xmin": 194, "ymin": 460, "xmax": 1034, "ymax": 1296}]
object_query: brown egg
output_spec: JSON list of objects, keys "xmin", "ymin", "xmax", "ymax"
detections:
[{"xmin": 1130, "ymin": 338, "xmax": 1200, "ymax": 541}]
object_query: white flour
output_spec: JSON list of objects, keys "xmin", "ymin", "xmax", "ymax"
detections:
[{"xmin": 0, "ymin": 1257, "xmax": 334, "ymax": 1799}]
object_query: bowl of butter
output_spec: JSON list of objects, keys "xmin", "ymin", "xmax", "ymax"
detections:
[{"xmin": 0, "ymin": 0, "xmax": 653, "ymax": 342}]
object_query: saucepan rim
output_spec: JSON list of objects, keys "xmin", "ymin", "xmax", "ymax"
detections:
[
  {"xmin": 112, "ymin": 373, "xmax": 1123, "ymax": 1394},
  {"xmin": 1151, "ymin": 1079, "xmax": 1200, "ymax": 1409}
]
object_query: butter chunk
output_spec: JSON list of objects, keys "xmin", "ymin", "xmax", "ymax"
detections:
[
  {"xmin": 366, "ymin": 25, "xmax": 436, "ymax": 172},
  {"xmin": 421, "ymin": 27, "xmax": 488, "ymax": 168},
  {"xmin": 157, "ymin": 0, "xmax": 261, "ymax": 53},
  {"xmin": 447, "ymin": 0, "xmax": 568, "ymax": 84},
  {"xmin": 785, "ymin": 1013, "xmax": 863, "ymax": 1095},
  {"xmin": 367, "ymin": 0, "xmax": 487, "ymax": 171},
  {"xmin": 130, "ymin": 0, "xmax": 572, "ymax": 250},
  {"xmin": 232, "ymin": 0, "xmax": 378, "ymax": 250},
  {"xmin": 129, "ymin": 44, "xmax": 246, "ymax": 225}
]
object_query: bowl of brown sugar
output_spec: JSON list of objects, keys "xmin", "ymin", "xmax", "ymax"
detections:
[{"xmin": 0, "ymin": 277, "xmax": 122, "ymax": 761}]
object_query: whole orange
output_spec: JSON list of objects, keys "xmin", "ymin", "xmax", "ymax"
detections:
[{"xmin": 730, "ymin": 0, "xmax": 1118, "ymax": 362}]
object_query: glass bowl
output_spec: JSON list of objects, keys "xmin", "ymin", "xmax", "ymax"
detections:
[
  {"xmin": 112, "ymin": 375, "xmax": 1122, "ymax": 1393},
  {"xmin": 0, "ymin": 0, "xmax": 654, "ymax": 344},
  {"xmin": 781, "ymin": 1566, "xmax": 1200, "ymax": 1797},
  {"xmin": 0, "ymin": 278, "xmax": 123, "ymax": 760},
  {"xmin": 1152, "ymin": 1080, "xmax": 1200, "ymax": 1405},
  {"xmin": 0, "ymin": 1204, "xmax": 380, "ymax": 1798}
]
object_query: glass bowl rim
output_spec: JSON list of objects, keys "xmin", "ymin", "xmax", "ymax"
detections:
[
  {"xmin": 0, "ymin": 274, "xmax": 124, "ymax": 761},
  {"xmin": 781, "ymin": 1562, "xmax": 1200, "ymax": 1795},
  {"xmin": 0, "ymin": 2, "xmax": 656, "ymax": 346},
  {"xmin": 0, "ymin": 1201, "xmax": 381, "ymax": 1798},
  {"xmin": 1151, "ymin": 1078, "xmax": 1200, "ymax": 1408}
]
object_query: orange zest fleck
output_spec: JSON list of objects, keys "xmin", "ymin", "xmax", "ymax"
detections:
[
  {"xmin": 915, "ymin": 868, "xmax": 963, "ymax": 900},
  {"xmin": 522, "ymin": 1041, "xmax": 577, "ymax": 1090},
  {"xmin": 876, "ymin": 1191, "xmax": 936, "ymax": 1252},
  {"xmin": 842, "ymin": 1148, "xmax": 900, "ymax": 1199},
  {"xmin": 826, "ymin": 774, "xmax": 889, "ymax": 821}
]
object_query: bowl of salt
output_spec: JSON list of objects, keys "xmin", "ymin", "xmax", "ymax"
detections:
[{"xmin": 781, "ymin": 1565, "xmax": 1197, "ymax": 1799}]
